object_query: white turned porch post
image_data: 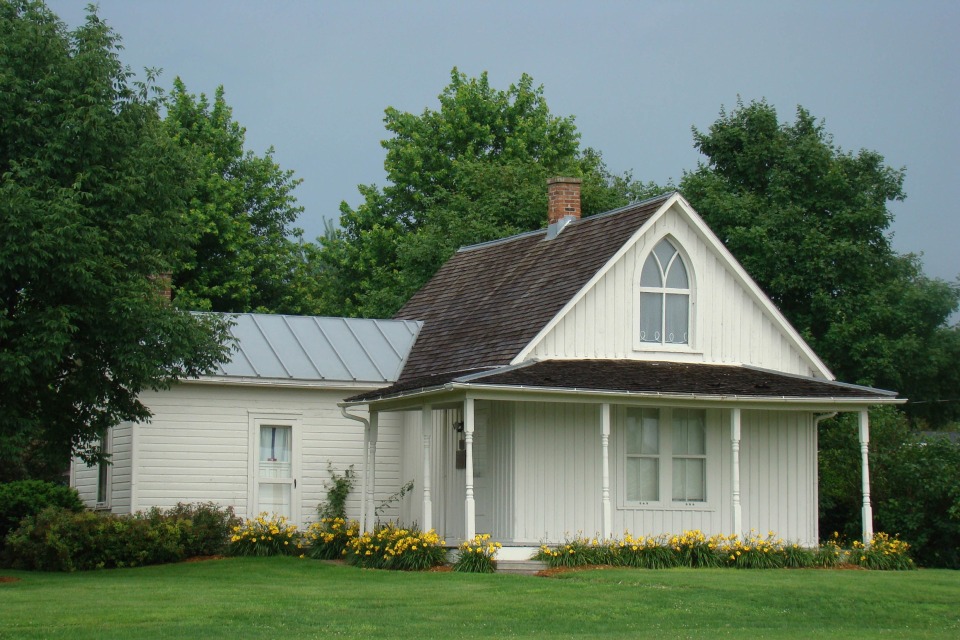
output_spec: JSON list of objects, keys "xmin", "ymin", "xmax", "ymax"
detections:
[
  {"xmin": 600, "ymin": 403, "xmax": 612, "ymax": 539},
  {"xmin": 366, "ymin": 410, "xmax": 379, "ymax": 530},
  {"xmin": 858, "ymin": 409, "xmax": 874, "ymax": 543},
  {"xmin": 731, "ymin": 407, "xmax": 742, "ymax": 537},
  {"xmin": 464, "ymin": 397, "xmax": 476, "ymax": 540},
  {"xmin": 421, "ymin": 404, "xmax": 433, "ymax": 532}
]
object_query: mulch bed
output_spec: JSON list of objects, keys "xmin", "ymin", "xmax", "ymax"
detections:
[
  {"xmin": 0, "ymin": 576, "xmax": 21, "ymax": 583},
  {"xmin": 183, "ymin": 555, "xmax": 226, "ymax": 563}
]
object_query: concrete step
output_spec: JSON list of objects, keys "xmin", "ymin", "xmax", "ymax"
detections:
[{"xmin": 495, "ymin": 559, "xmax": 549, "ymax": 575}]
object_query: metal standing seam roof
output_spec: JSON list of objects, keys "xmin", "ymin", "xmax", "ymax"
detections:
[{"xmin": 210, "ymin": 313, "xmax": 422, "ymax": 384}]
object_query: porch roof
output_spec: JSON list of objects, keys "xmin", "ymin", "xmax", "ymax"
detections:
[{"xmin": 345, "ymin": 359, "xmax": 900, "ymax": 404}]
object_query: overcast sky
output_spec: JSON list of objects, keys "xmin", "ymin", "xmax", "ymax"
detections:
[{"xmin": 47, "ymin": 0, "xmax": 959, "ymax": 288}]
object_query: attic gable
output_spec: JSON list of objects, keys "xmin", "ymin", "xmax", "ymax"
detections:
[
  {"xmin": 394, "ymin": 194, "xmax": 672, "ymax": 380},
  {"xmin": 516, "ymin": 195, "xmax": 833, "ymax": 379}
]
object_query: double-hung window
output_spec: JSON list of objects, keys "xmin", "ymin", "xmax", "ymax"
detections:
[{"xmin": 623, "ymin": 408, "xmax": 707, "ymax": 505}]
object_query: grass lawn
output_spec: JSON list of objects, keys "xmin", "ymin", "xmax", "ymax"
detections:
[{"xmin": 1, "ymin": 558, "xmax": 958, "ymax": 639}]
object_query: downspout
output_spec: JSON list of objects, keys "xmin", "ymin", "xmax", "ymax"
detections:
[{"xmin": 340, "ymin": 405, "xmax": 370, "ymax": 533}]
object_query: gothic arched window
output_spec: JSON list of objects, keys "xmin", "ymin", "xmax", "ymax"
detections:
[{"xmin": 639, "ymin": 239, "xmax": 690, "ymax": 344}]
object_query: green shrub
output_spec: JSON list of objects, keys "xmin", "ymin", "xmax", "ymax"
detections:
[
  {"xmin": 0, "ymin": 480, "xmax": 85, "ymax": 547},
  {"xmin": 228, "ymin": 513, "xmax": 300, "ymax": 557},
  {"xmin": 2, "ymin": 502, "xmax": 241, "ymax": 571},
  {"xmin": 317, "ymin": 464, "xmax": 355, "ymax": 521},
  {"xmin": 345, "ymin": 523, "xmax": 446, "ymax": 570},
  {"xmin": 3, "ymin": 507, "xmax": 185, "ymax": 571},
  {"xmin": 813, "ymin": 533, "xmax": 847, "ymax": 567},
  {"xmin": 453, "ymin": 534, "xmax": 501, "ymax": 573},
  {"xmin": 305, "ymin": 517, "xmax": 359, "ymax": 560},
  {"xmin": 152, "ymin": 502, "xmax": 239, "ymax": 557}
]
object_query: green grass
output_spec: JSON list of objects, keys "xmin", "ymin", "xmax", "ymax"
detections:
[{"xmin": 1, "ymin": 558, "xmax": 957, "ymax": 639}]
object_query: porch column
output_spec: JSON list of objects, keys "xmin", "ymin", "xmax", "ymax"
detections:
[
  {"xmin": 366, "ymin": 410, "xmax": 379, "ymax": 531},
  {"xmin": 464, "ymin": 397, "xmax": 476, "ymax": 540},
  {"xmin": 858, "ymin": 409, "xmax": 874, "ymax": 543},
  {"xmin": 730, "ymin": 408, "xmax": 742, "ymax": 536},
  {"xmin": 421, "ymin": 404, "xmax": 433, "ymax": 532},
  {"xmin": 600, "ymin": 403, "xmax": 612, "ymax": 539}
]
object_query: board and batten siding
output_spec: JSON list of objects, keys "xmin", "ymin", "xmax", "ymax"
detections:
[
  {"xmin": 74, "ymin": 383, "xmax": 406, "ymax": 525},
  {"xmin": 739, "ymin": 409, "xmax": 818, "ymax": 546},
  {"xmin": 529, "ymin": 206, "xmax": 816, "ymax": 376},
  {"xmin": 415, "ymin": 399, "xmax": 820, "ymax": 547}
]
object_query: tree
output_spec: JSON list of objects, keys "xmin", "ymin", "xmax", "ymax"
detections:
[
  {"xmin": 318, "ymin": 69, "xmax": 666, "ymax": 318},
  {"xmin": 0, "ymin": 1, "xmax": 231, "ymax": 481},
  {"xmin": 819, "ymin": 408, "xmax": 960, "ymax": 567},
  {"xmin": 680, "ymin": 99, "xmax": 960, "ymax": 424},
  {"xmin": 164, "ymin": 79, "xmax": 323, "ymax": 315}
]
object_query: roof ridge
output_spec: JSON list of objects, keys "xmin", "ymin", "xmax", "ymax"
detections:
[{"xmin": 456, "ymin": 191, "xmax": 677, "ymax": 254}]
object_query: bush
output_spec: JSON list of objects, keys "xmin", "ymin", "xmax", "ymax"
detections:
[
  {"xmin": 3, "ymin": 507, "xmax": 184, "ymax": 571},
  {"xmin": 150, "ymin": 502, "xmax": 239, "ymax": 557},
  {"xmin": 453, "ymin": 534, "xmax": 501, "ymax": 573},
  {"xmin": 228, "ymin": 513, "xmax": 300, "ymax": 557},
  {"xmin": 813, "ymin": 532, "xmax": 847, "ymax": 567},
  {"xmin": 345, "ymin": 523, "xmax": 446, "ymax": 570},
  {"xmin": 533, "ymin": 535, "xmax": 613, "ymax": 567},
  {"xmin": 305, "ymin": 517, "xmax": 359, "ymax": 560},
  {"xmin": 2, "ymin": 502, "xmax": 240, "ymax": 571},
  {"xmin": 611, "ymin": 534, "xmax": 677, "ymax": 569},
  {"xmin": 0, "ymin": 480, "xmax": 85, "ymax": 548}
]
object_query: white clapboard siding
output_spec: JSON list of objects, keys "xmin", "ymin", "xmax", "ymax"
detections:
[
  {"xmin": 72, "ymin": 457, "xmax": 99, "ymax": 508},
  {"xmin": 72, "ymin": 383, "xmax": 406, "ymax": 526},
  {"xmin": 529, "ymin": 205, "xmax": 816, "ymax": 376}
]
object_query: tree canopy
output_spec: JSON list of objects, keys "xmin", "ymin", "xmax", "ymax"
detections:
[
  {"xmin": 0, "ymin": 0, "xmax": 231, "ymax": 480},
  {"xmin": 317, "ymin": 69, "xmax": 665, "ymax": 318},
  {"xmin": 164, "ymin": 79, "xmax": 322, "ymax": 315},
  {"xmin": 680, "ymin": 99, "xmax": 960, "ymax": 425}
]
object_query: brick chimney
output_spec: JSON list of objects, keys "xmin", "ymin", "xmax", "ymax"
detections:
[{"xmin": 546, "ymin": 176, "xmax": 581, "ymax": 239}]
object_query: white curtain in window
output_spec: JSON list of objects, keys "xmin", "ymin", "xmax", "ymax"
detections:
[{"xmin": 259, "ymin": 425, "xmax": 291, "ymax": 478}]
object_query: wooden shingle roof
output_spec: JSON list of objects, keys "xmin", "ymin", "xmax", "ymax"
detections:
[
  {"xmin": 347, "ymin": 360, "xmax": 899, "ymax": 403},
  {"xmin": 394, "ymin": 194, "xmax": 672, "ymax": 381}
]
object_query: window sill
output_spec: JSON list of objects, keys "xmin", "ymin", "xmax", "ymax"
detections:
[{"xmin": 618, "ymin": 501, "xmax": 715, "ymax": 512}]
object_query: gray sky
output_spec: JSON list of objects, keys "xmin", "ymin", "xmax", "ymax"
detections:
[{"xmin": 48, "ymin": 0, "xmax": 959, "ymax": 288}]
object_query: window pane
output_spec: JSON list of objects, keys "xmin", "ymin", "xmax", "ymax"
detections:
[
  {"xmin": 672, "ymin": 459, "xmax": 705, "ymax": 501},
  {"xmin": 258, "ymin": 482, "xmax": 292, "ymax": 518},
  {"xmin": 673, "ymin": 410, "xmax": 705, "ymax": 454},
  {"xmin": 639, "ymin": 292, "xmax": 662, "ymax": 342},
  {"xmin": 640, "ymin": 253, "xmax": 662, "ymax": 287},
  {"xmin": 653, "ymin": 240, "xmax": 677, "ymax": 271},
  {"xmin": 260, "ymin": 426, "xmax": 292, "ymax": 478},
  {"xmin": 626, "ymin": 409, "xmax": 658, "ymax": 454},
  {"xmin": 666, "ymin": 254, "xmax": 689, "ymax": 289},
  {"xmin": 665, "ymin": 293, "xmax": 688, "ymax": 344},
  {"xmin": 627, "ymin": 457, "xmax": 659, "ymax": 501}
]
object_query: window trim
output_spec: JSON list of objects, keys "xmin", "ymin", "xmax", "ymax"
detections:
[
  {"xmin": 618, "ymin": 406, "xmax": 719, "ymax": 511},
  {"xmin": 95, "ymin": 428, "xmax": 112, "ymax": 510}
]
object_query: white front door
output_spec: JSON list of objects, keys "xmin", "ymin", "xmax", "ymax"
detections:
[{"xmin": 250, "ymin": 414, "xmax": 301, "ymax": 523}]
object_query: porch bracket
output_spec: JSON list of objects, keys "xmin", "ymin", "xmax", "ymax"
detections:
[
  {"xmin": 421, "ymin": 404, "xmax": 433, "ymax": 533},
  {"xmin": 464, "ymin": 397, "xmax": 476, "ymax": 540},
  {"xmin": 366, "ymin": 410, "xmax": 379, "ymax": 531},
  {"xmin": 731, "ymin": 407, "xmax": 742, "ymax": 537},
  {"xmin": 600, "ymin": 403, "xmax": 612, "ymax": 539},
  {"xmin": 858, "ymin": 409, "xmax": 874, "ymax": 544}
]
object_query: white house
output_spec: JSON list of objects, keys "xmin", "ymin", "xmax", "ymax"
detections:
[{"xmin": 74, "ymin": 179, "xmax": 901, "ymax": 557}]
